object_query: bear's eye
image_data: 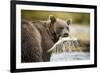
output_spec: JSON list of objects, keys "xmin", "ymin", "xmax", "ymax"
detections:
[
  {"xmin": 59, "ymin": 27, "xmax": 64, "ymax": 30},
  {"xmin": 66, "ymin": 27, "xmax": 69, "ymax": 31}
]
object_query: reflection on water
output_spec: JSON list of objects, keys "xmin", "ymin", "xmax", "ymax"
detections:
[{"xmin": 50, "ymin": 52, "xmax": 90, "ymax": 62}]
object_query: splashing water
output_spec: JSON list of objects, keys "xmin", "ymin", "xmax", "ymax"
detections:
[
  {"xmin": 48, "ymin": 37, "xmax": 90, "ymax": 61},
  {"xmin": 48, "ymin": 37, "xmax": 81, "ymax": 53}
]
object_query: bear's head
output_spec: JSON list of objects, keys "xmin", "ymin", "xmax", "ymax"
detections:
[{"xmin": 48, "ymin": 15, "xmax": 72, "ymax": 41}]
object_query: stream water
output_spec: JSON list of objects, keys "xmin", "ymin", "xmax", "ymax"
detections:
[{"xmin": 50, "ymin": 52, "xmax": 90, "ymax": 62}]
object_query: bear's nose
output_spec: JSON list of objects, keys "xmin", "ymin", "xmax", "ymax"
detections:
[{"xmin": 63, "ymin": 33, "xmax": 69, "ymax": 37}]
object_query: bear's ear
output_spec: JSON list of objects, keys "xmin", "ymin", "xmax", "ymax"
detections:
[
  {"xmin": 49, "ymin": 15, "xmax": 56, "ymax": 24},
  {"xmin": 67, "ymin": 19, "xmax": 72, "ymax": 25}
]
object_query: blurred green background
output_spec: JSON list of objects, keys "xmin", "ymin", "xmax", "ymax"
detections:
[{"xmin": 21, "ymin": 10, "xmax": 90, "ymax": 25}]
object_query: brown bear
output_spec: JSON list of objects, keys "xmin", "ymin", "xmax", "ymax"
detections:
[{"xmin": 21, "ymin": 15, "xmax": 71, "ymax": 62}]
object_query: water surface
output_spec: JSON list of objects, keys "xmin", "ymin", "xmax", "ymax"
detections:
[{"xmin": 50, "ymin": 52, "xmax": 90, "ymax": 62}]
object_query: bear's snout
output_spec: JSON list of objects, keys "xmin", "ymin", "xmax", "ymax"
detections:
[{"xmin": 63, "ymin": 33, "xmax": 69, "ymax": 37}]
